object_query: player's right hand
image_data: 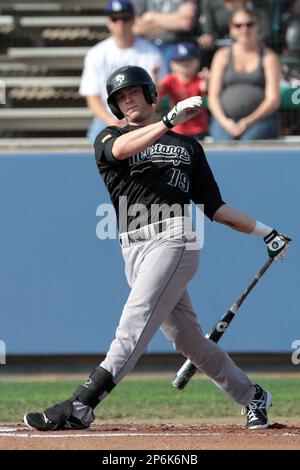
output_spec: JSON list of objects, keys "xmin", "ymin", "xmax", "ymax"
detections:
[
  {"xmin": 264, "ymin": 230, "xmax": 292, "ymax": 261},
  {"xmin": 162, "ymin": 96, "xmax": 203, "ymax": 129}
]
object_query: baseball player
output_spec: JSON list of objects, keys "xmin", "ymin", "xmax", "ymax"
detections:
[{"xmin": 23, "ymin": 66, "xmax": 290, "ymax": 432}]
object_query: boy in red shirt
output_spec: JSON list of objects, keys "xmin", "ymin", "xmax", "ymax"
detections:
[{"xmin": 158, "ymin": 42, "xmax": 209, "ymax": 140}]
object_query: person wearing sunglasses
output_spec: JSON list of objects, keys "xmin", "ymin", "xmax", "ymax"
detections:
[
  {"xmin": 80, "ymin": 0, "xmax": 167, "ymax": 144},
  {"xmin": 208, "ymin": 7, "xmax": 281, "ymax": 141},
  {"xmin": 198, "ymin": 0, "xmax": 271, "ymax": 51}
]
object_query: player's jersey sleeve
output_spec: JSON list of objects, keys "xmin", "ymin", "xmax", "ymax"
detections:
[
  {"xmin": 94, "ymin": 126, "xmax": 124, "ymax": 166},
  {"xmin": 191, "ymin": 141, "xmax": 225, "ymax": 220}
]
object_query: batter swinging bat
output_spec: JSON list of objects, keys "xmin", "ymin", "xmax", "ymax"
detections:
[{"xmin": 172, "ymin": 257, "xmax": 274, "ymax": 390}]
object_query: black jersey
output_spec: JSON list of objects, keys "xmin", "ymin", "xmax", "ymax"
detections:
[{"xmin": 94, "ymin": 125, "xmax": 225, "ymax": 233}]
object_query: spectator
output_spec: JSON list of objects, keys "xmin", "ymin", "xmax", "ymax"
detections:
[
  {"xmin": 208, "ymin": 7, "xmax": 281, "ymax": 141},
  {"xmin": 198, "ymin": 0, "xmax": 272, "ymax": 49},
  {"xmin": 158, "ymin": 42, "xmax": 209, "ymax": 139},
  {"xmin": 132, "ymin": 1, "xmax": 199, "ymax": 67},
  {"xmin": 80, "ymin": 0, "xmax": 167, "ymax": 143}
]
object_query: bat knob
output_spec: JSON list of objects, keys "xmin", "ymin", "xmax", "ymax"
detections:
[{"xmin": 172, "ymin": 361, "xmax": 198, "ymax": 390}]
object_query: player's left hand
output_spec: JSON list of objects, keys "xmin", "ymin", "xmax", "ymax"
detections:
[
  {"xmin": 264, "ymin": 230, "xmax": 292, "ymax": 261},
  {"xmin": 163, "ymin": 96, "xmax": 203, "ymax": 128}
]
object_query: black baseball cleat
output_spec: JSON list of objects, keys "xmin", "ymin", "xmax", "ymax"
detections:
[
  {"xmin": 24, "ymin": 411, "xmax": 62, "ymax": 431},
  {"xmin": 23, "ymin": 400, "xmax": 89, "ymax": 431},
  {"xmin": 242, "ymin": 384, "xmax": 272, "ymax": 429}
]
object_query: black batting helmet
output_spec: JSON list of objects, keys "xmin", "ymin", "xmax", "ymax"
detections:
[{"xmin": 106, "ymin": 65, "xmax": 157, "ymax": 119}]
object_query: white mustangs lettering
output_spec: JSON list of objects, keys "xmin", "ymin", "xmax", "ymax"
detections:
[{"xmin": 129, "ymin": 143, "xmax": 191, "ymax": 174}]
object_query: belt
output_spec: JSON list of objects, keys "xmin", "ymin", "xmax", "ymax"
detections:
[{"xmin": 119, "ymin": 220, "xmax": 168, "ymax": 246}]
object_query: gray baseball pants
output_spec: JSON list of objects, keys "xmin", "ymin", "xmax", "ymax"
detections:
[{"xmin": 99, "ymin": 217, "xmax": 255, "ymax": 405}]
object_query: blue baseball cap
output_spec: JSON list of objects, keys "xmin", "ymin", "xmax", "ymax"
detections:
[
  {"xmin": 171, "ymin": 42, "xmax": 200, "ymax": 61},
  {"xmin": 105, "ymin": 0, "xmax": 134, "ymax": 15}
]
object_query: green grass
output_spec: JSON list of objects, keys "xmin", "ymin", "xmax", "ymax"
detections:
[{"xmin": 1, "ymin": 376, "xmax": 300, "ymax": 423}]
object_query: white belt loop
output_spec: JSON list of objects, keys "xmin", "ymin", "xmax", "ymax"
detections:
[
  {"xmin": 119, "ymin": 232, "xmax": 129, "ymax": 247},
  {"xmin": 120, "ymin": 218, "xmax": 182, "ymax": 247},
  {"xmin": 148, "ymin": 223, "xmax": 156, "ymax": 238}
]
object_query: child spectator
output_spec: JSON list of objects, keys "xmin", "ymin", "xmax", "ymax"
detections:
[{"xmin": 158, "ymin": 42, "xmax": 209, "ymax": 139}]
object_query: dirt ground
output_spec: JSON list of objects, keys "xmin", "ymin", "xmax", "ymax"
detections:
[{"xmin": 1, "ymin": 421, "xmax": 300, "ymax": 450}]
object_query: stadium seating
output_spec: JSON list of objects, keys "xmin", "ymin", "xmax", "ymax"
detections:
[
  {"xmin": 0, "ymin": 0, "xmax": 299, "ymax": 142},
  {"xmin": 0, "ymin": 1, "xmax": 108, "ymax": 138}
]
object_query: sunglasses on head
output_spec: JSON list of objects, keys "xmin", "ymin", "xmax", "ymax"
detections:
[
  {"xmin": 233, "ymin": 21, "xmax": 256, "ymax": 29},
  {"xmin": 110, "ymin": 15, "xmax": 133, "ymax": 22}
]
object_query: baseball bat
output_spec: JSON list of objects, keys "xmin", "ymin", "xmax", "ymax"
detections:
[{"xmin": 172, "ymin": 257, "xmax": 274, "ymax": 390}]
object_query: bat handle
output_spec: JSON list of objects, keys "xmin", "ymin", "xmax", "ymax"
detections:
[{"xmin": 172, "ymin": 359, "xmax": 197, "ymax": 390}]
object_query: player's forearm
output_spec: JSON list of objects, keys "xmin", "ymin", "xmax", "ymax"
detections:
[
  {"xmin": 213, "ymin": 204, "xmax": 256, "ymax": 233},
  {"xmin": 213, "ymin": 205, "xmax": 291, "ymax": 261},
  {"xmin": 112, "ymin": 121, "xmax": 168, "ymax": 160}
]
